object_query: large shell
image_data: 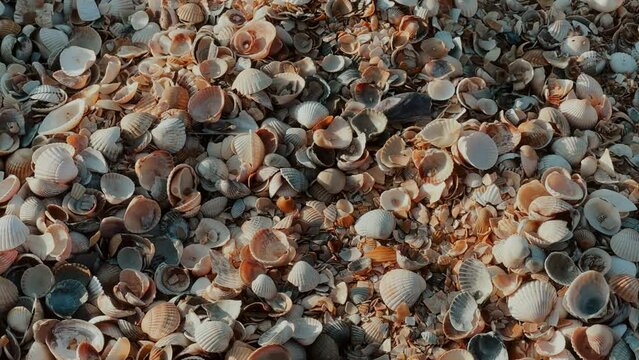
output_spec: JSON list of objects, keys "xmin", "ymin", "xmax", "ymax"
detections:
[
  {"xmin": 188, "ymin": 86, "xmax": 226, "ymax": 123},
  {"xmin": 195, "ymin": 320, "xmax": 234, "ymax": 353},
  {"xmin": 544, "ymin": 252, "xmax": 581, "ymax": 286},
  {"xmin": 354, "ymin": 209, "xmax": 396, "ymax": 240},
  {"xmin": 559, "ymin": 99, "xmax": 599, "ymax": 130},
  {"xmin": 417, "ymin": 118, "xmax": 462, "ymax": 148},
  {"xmin": 458, "ymin": 258, "xmax": 493, "ymax": 303},
  {"xmin": 59, "ymin": 46, "xmax": 96, "ymax": 76},
  {"xmin": 287, "ymin": 261, "xmax": 321, "ymax": 292},
  {"xmin": 551, "ymin": 136, "xmax": 588, "ymax": 166},
  {"xmin": 610, "ymin": 229, "xmax": 639, "ymax": 262},
  {"xmin": 378, "ymin": 269, "xmax": 427, "ymax": 310},
  {"xmin": 457, "ymin": 131, "xmax": 498, "ymax": 170},
  {"xmin": 563, "ymin": 271, "xmax": 610, "ymax": 321},
  {"xmin": 0, "ymin": 276, "xmax": 19, "ymax": 313},
  {"xmin": 46, "ymin": 320, "xmax": 104, "ymax": 360},
  {"xmin": 90, "ymin": 127, "xmax": 123, "ymax": 161},
  {"xmin": 151, "ymin": 118, "xmax": 186, "ymax": 153},
  {"xmin": 251, "ymin": 273, "xmax": 277, "ymax": 300},
  {"xmin": 507, "ymin": 280, "xmax": 557, "ymax": 323},
  {"xmin": 467, "ymin": 332, "xmax": 508, "ymax": 360},
  {"xmin": 609, "ymin": 275, "xmax": 639, "ymax": 305}
]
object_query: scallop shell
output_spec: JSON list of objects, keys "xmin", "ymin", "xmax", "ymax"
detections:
[
  {"xmin": 571, "ymin": 325, "xmax": 614, "ymax": 360},
  {"xmin": 120, "ymin": 112, "xmax": 156, "ymax": 140},
  {"xmin": 448, "ymin": 291, "xmax": 480, "ymax": 333},
  {"xmin": 457, "ymin": 131, "xmax": 498, "ymax": 170},
  {"xmin": 416, "ymin": 148, "xmax": 454, "ymax": 184},
  {"xmin": 575, "ymin": 73, "xmax": 604, "ymax": 102},
  {"xmin": 100, "ymin": 173, "xmax": 135, "ymax": 204},
  {"xmin": 518, "ymin": 119, "xmax": 555, "ymax": 149},
  {"xmin": 507, "ymin": 280, "xmax": 557, "ymax": 322},
  {"xmin": 290, "ymin": 101, "xmax": 329, "ymax": 129},
  {"xmin": 141, "ymin": 302, "xmax": 181, "ymax": 341},
  {"xmin": 287, "ymin": 261, "xmax": 321, "ymax": 292},
  {"xmin": 354, "ymin": 209, "xmax": 396, "ymax": 240},
  {"xmin": 467, "ymin": 332, "xmax": 508, "ymax": 360},
  {"xmin": 378, "ymin": 269, "xmax": 427, "ymax": 310},
  {"xmin": 232, "ymin": 68, "xmax": 272, "ymax": 96},
  {"xmin": 584, "ymin": 197, "xmax": 621, "ymax": 236},
  {"xmin": 90, "ymin": 127, "xmax": 123, "ymax": 161},
  {"xmin": 59, "ymin": 46, "xmax": 96, "ymax": 76},
  {"xmin": 7, "ymin": 305, "xmax": 32, "ymax": 333},
  {"xmin": 0, "ymin": 276, "xmax": 18, "ymax": 313},
  {"xmin": 38, "ymin": 99, "xmax": 86, "ymax": 135},
  {"xmin": 564, "ymin": 271, "xmax": 610, "ymax": 321},
  {"xmin": 458, "ymin": 258, "xmax": 493, "ymax": 303},
  {"xmin": 545, "ymin": 252, "xmax": 581, "ymax": 286},
  {"xmin": 551, "ymin": 136, "xmax": 588, "ymax": 166},
  {"xmin": 151, "ymin": 117, "xmax": 186, "ymax": 153},
  {"xmin": 610, "ymin": 229, "xmax": 639, "ymax": 262},
  {"xmin": 0, "ymin": 214, "xmax": 29, "ymax": 252},
  {"xmin": 292, "ymin": 317, "xmax": 322, "ymax": 346},
  {"xmin": 417, "ymin": 118, "xmax": 462, "ymax": 148},
  {"xmin": 195, "ymin": 320, "xmax": 234, "ymax": 353},
  {"xmin": 559, "ymin": 99, "xmax": 599, "ymax": 130},
  {"xmin": 176, "ymin": 3, "xmax": 205, "ymax": 24},
  {"xmin": 251, "ymin": 273, "xmax": 277, "ymax": 300},
  {"xmin": 493, "ymin": 234, "xmax": 529, "ymax": 269}
]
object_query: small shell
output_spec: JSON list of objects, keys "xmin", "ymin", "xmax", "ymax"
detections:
[
  {"xmin": 194, "ymin": 218, "xmax": 231, "ymax": 248},
  {"xmin": 290, "ymin": 101, "xmax": 329, "ymax": 129},
  {"xmin": 45, "ymin": 279, "xmax": 88, "ymax": 318},
  {"xmin": 251, "ymin": 274, "xmax": 277, "ymax": 300},
  {"xmin": 544, "ymin": 252, "xmax": 581, "ymax": 286},
  {"xmin": 551, "ymin": 136, "xmax": 588, "ymax": 166},
  {"xmin": 292, "ymin": 317, "xmax": 322, "ymax": 346},
  {"xmin": 316, "ymin": 168, "xmax": 346, "ymax": 194},
  {"xmin": 563, "ymin": 271, "xmax": 610, "ymax": 321},
  {"xmin": 21, "ymin": 263, "xmax": 55, "ymax": 298},
  {"xmin": 448, "ymin": 291, "xmax": 480, "ymax": 333},
  {"xmin": 123, "ymin": 195, "xmax": 161, "ymax": 233},
  {"xmin": 559, "ymin": 99, "xmax": 599, "ymax": 130},
  {"xmin": 579, "ymin": 247, "xmax": 612, "ymax": 274},
  {"xmin": 610, "ymin": 229, "xmax": 639, "ymax": 262},
  {"xmin": 59, "ymin": 46, "xmax": 96, "ymax": 76},
  {"xmin": 321, "ymin": 54, "xmax": 349, "ymax": 72},
  {"xmin": 188, "ymin": 86, "xmax": 226, "ymax": 123},
  {"xmin": 5, "ymin": 148, "xmax": 33, "ymax": 181},
  {"xmin": 100, "ymin": 173, "xmax": 135, "ymax": 204},
  {"xmin": 518, "ymin": 119, "xmax": 555, "ymax": 149},
  {"xmin": 457, "ymin": 131, "xmax": 498, "ymax": 170},
  {"xmin": 467, "ymin": 332, "xmax": 508, "ymax": 360},
  {"xmin": 380, "ymin": 188, "xmax": 412, "ymax": 213},
  {"xmin": 561, "ymin": 36, "xmax": 590, "ymax": 56},
  {"xmin": 249, "ymin": 229, "xmax": 295, "ymax": 267},
  {"xmin": 438, "ymin": 349, "xmax": 475, "ymax": 360},
  {"xmin": 258, "ymin": 319, "xmax": 294, "ymax": 346},
  {"xmin": 7, "ymin": 305, "xmax": 32, "ymax": 333},
  {"xmin": 312, "ymin": 116, "xmax": 352, "ymax": 150},
  {"xmin": 350, "ymin": 109, "xmax": 388, "ymax": 138},
  {"xmin": 378, "ymin": 269, "xmax": 427, "ymax": 310},
  {"xmin": 232, "ymin": 68, "xmax": 273, "ymax": 96},
  {"xmin": 195, "ymin": 320, "xmax": 234, "ymax": 353},
  {"xmin": 151, "ymin": 118, "xmax": 186, "ymax": 153},
  {"xmin": 354, "ymin": 209, "xmax": 396, "ymax": 240},
  {"xmin": 287, "ymin": 261, "xmax": 321, "ymax": 292},
  {"xmin": 176, "ymin": 3, "xmax": 205, "ymax": 24},
  {"xmin": 571, "ymin": 325, "xmax": 614, "ymax": 360},
  {"xmin": 141, "ymin": 302, "xmax": 181, "ymax": 341},
  {"xmin": 458, "ymin": 258, "xmax": 493, "ymax": 303},
  {"xmin": 584, "ymin": 197, "xmax": 621, "ymax": 236},
  {"xmin": 416, "ymin": 148, "xmax": 454, "ymax": 184},
  {"xmin": 507, "ymin": 280, "xmax": 557, "ymax": 322}
]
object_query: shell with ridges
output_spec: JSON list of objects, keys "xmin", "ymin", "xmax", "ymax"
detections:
[
  {"xmin": 458, "ymin": 258, "xmax": 493, "ymax": 303},
  {"xmin": 194, "ymin": 320, "xmax": 234, "ymax": 353},
  {"xmin": 378, "ymin": 268, "xmax": 427, "ymax": 310},
  {"xmin": 507, "ymin": 280, "xmax": 557, "ymax": 322}
]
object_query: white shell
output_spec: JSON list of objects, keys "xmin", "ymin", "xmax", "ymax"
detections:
[
  {"xmin": 418, "ymin": 118, "xmax": 462, "ymax": 148},
  {"xmin": 575, "ymin": 73, "xmax": 604, "ymax": 102},
  {"xmin": 492, "ymin": 234, "xmax": 529, "ymax": 269},
  {"xmin": 507, "ymin": 280, "xmax": 557, "ymax": 322},
  {"xmin": 291, "ymin": 317, "xmax": 322, "ymax": 346},
  {"xmin": 151, "ymin": 118, "xmax": 186, "ymax": 153},
  {"xmin": 287, "ymin": 261, "xmax": 321, "ymax": 292},
  {"xmin": 258, "ymin": 319, "xmax": 294, "ymax": 346},
  {"xmin": 457, "ymin": 131, "xmax": 498, "ymax": 170},
  {"xmin": 354, "ymin": 209, "xmax": 396, "ymax": 240},
  {"xmin": 583, "ymin": 197, "xmax": 621, "ymax": 236},
  {"xmin": 59, "ymin": 46, "xmax": 96, "ymax": 76},
  {"xmin": 34, "ymin": 146, "xmax": 78, "ymax": 184},
  {"xmin": 559, "ymin": 99, "xmax": 598, "ymax": 130},
  {"xmin": 609, "ymin": 52, "xmax": 637, "ymax": 74},
  {"xmin": 194, "ymin": 320, "xmax": 233, "ymax": 353},
  {"xmin": 610, "ymin": 229, "xmax": 639, "ymax": 262},
  {"xmin": 38, "ymin": 99, "xmax": 86, "ymax": 135},
  {"xmin": 231, "ymin": 68, "xmax": 272, "ymax": 95},
  {"xmin": 251, "ymin": 274, "xmax": 277, "ymax": 300},
  {"xmin": 90, "ymin": 127, "xmax": 123, "ymax": 161},
  {"xmin": 551, "ymin": 136, "xmax": 588, "ymax": 166},
  {"xmin": 458, "ymin": 258, "xmax": 493, "ymax": 303},
  {"xmin": 378, "ymin": 269, "xmax": 426, "ymax": 310},
  {"xmin": 100, "ymin": 173, "xmax": 135, "ymax": 204},
  {"xmin": 564, "ymin": 271, "xmax": 610, "ymax": 321},
  {"xmin": 290, "ymin": 101, "xmax": 329, "ymax": 128},
  {"xmin": 427, "ymin": 79, "xmax": 455, "ymax": 101},
  {"xmin": 448, "ymin": 291, "xmax": 479, "ymax": 333},
  {"xmin": 586, "ymin": 0, "xmax": 624, "ymax": 12}
]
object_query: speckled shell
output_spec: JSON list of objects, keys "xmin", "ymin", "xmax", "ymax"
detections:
[{"xmin": 378, "ymin": 269, "xmax": 427, "ymax": 310}]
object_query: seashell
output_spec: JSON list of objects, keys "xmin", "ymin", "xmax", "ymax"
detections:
[
  {"xmin": 248, "ymin": 344, "xmax": 291, "ymax": 360},
  {"xmin": 151, "ymin": 117, "xmax": 186, "ymax": 153},
  {"xmin": 416, "ymin": 148, "xmax": 454, "ymax": 184},
  {"xmin": 7, "ymin": 305, "xmax": 32, "ymax": 333},
  {"xmin": 507, "ymin": 280, "xmax": 557, "ymax": 322},
  {"xmin": 38, "ymin": 99, "xmax": 86, "ymax": 135},
  {"xmin": 578, "ymin": 247, "xmax": 612, "ymax": 274},
  {"xmin": 354, "ymin": 209, "xmax": 396, "ymax": 240},
  {"xmin": 292, "ymin": 317, "xmax": 322, "ymax": 346},
  {"xmin": 0, "ymin": 276, "xmax": 19, "ymax": 313},
  {"xmin": 559, "ymin": 99, "xmax": 599, "ymax": 130},
  {"xmin": 547, "ymin": 20, "xmax": 572, "ymax": 42},
  {"xmin": 457, "ymin": 131, "xmax": 498, "ymax": 170},
  {"xmin": 194, "ymin": 218, "xmax": 230, "ymax": 248},
  {"xmin": 362, "ymin": 317, "xmax": 389, "ymax": 344},
  {"xmin": 564, "ymin": 271, "xmax": 610, "ymax": 321},
  {"xmin": 350, "ymin": 109, "xmax": 388, "ymax": 138},
  {"xmin": 458, "ymin": 258, "xmax": 493, "ymax": 303},
  {"xmin": 21, "ymin": 263, "xmax": 55, "ymax": 298},
  {"xmin": 306, "ymin": 334, "xmax": 338, "ymax": 360},
  {"xmin": 378, "ymin": 269, "xmax": 426, "ymax": 310},
  {"xmin": 5, "ymin": 148, "xmax": 33, "ymax": 181},
  {"xmin": 290, "ymin": 101, "xmax": 329, "ymax": 129},
  {"xmin": 586, "ymin": 0, "xmax": 624, "ymax": 12},
  {"xmin": 438, "ymin": 349, "xmax": 474, "ymax": 360},
  {"xmin": 571, "ymin": 325, "xmax": 614, "ymax": 360},
  {"xmin": 59, "ymin": 46, "xmax": 96, "ymax": 77},
  {"xmin": 448, "ymin": 291, "xmax": 480, "ymax": 333},
  {"xmin": 287, "ymin": 261, "xmax": 321, "ymax": 292},
  {"xmin": 609, "ymin": 52, "xmax": 637, "ymax": 74},
  {"xmin": 120, "ymin": 112, "xmax": 156, "ymax": 140},
  {"xmin": 90, "ymin": 127, "xmax": 123, "ymax": 161},
  {"xmin": 232, "ymin": 68, "xmax": 272, "ymax": 96},
  {"xmin": 100, "ymin": 173, "xmax": 134, "ymax": 204},
  {"xmin": 249, "ymin": 229, "xmax": 295, "ymax": 267},
  {"xmin": 259, "ymin": 319, "xmax": 294, "ymax": 346},
  {"xmin": 270, "ymin": 73, "xmax": 305, "ymax": 105},
  {"xmin": 135, "ymin": 150, "xmax": 174, "ymax": 190},
  {"xmin": 467, "ymin": 332, "xmax": 508, "ymax": 360},
  {"xmin": 380, "ymin": 188, "xmax": 411, "ymax": 214},
  {"xmin": 551, "ymin": 136, "xmax": 588, "ymax": 166},
  {"xmin": 576, "ymin": 73, "xmax": 604, "ymax": 102},
  {"xmin": 176, "ymin": 3, "xmax": 205, "ymax": 24},
  {"xmin": 545, "ymin": 252, "xmax": 581, "ymax": 286},
  {"xmin": 584, "ymin": 197, "xmax": 621, "ymax": 236},
  {"xmin": 417, "ymin": 118, "xmax": 462, "ymax": 148},
  {"xmin": 493, "ymin": 234, "xmax": 529, "ymax": 269},
  {"xmin": 141, "ymin": 302, "xmax": 181, "ymax": 341},
  {"xmin": 123, "ymin": 195, "xmax": 161, "ymax": 233},
  {"xmin": 316, "ymin": 168, "xmax": 346, "ymax": 194},
  {"xmin": 610, "ymin": 229, "xmax": 639, "ymax": 262},
  {"xmin": 0, "ymin": 214, "xmax": 29, "ymax": 251},
  {"xmin": 609, "ymin": 275, "xmax": 639, "ymax": 305},
  {"xmin": 251, "ymin": 273, "xmax": 277, "ymax": 300},
  {"xmin": 427, "ymin": 79, "xmax": 455, "ymax": 101},
  {"xmin": 46, "ymin": 320, "xmax": 104, "ymax": 360},
  {"xmin": 45, "ymin": 279, "xmax": 88, "ymax": 318},
  {"xmin": 562, "ymin": 36, "xmax": 590, "ymax": 56},
  {"xmin": 0, "ymin": 174, "xmax": 19, "ymax": 204},
  {"xmin": 195, "ymin": 320, "xmax": 234, "ymax": 353},
  {"xmin": 231, "ymin": 20, "xmax": 277, "ymax": 60},
  {"xmin": 321, "ymin": 54, "xmax": 349, "ymax": 72}
]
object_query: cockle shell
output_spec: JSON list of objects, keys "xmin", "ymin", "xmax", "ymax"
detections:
[
  {"xmin": 0, "ymin": 276, "xmax": 18, "ymax": 313},
  {"xmin": 292, "ymin": 317, "xmax": 322, "ymax": 346},
  {"xmin": 100, "ymin": 173, "xmax": 135, "ymax": 204},
  {"xmin": 350, "ymin": 109, "xmax": 388, "ymax": 138},
  {"xmin": 551, "ymin": 136, "xmax": 588, "ymax": 166},
  {"xmin": 7, "ymin": 305, "xmax": 32, "ymax": 333},
  {"xmin": 564, "ymin": 271, "xmax": 610, "ymax": 321},
  {"xmin": 313, "ymin": 116, "xmax": 352, "ymax": 150},
  {"xmin": 38, "ymin": 99, "xmax": 86, "ymax": 135},
  {"xmin": 609, "ymin": 275, "xmax": 639, "ymax": 305},
  {"xmin": 195, "ymin": 320, "xmax": 234, "ymax": 353},
  {"xmin": 46, "ymin": 320, "xmax": 104, "ymax": 360},
  {"xmin": 120, "ymin": 112, "xmax": 156, "ymax": 140},
  {"xmin": 378, "ymin": 269, "xmax": 426, "ymax": 310},
  {"xmin": 232, "ymin": 68, "xmax": 272, "ymax": 96},
  {"xmin": 571, "ymin": 325, "xmax": 614, "ymax": 360},
  {"xmin": 0, "ymin": 214, "xmax": 29, "ymax": 251},
  {"xmin": 249, "ymin": 229, "xmax": 295, "ymax": 267},
  {"xmin": 492, "ymin": 234, "xmax": 529, "ymax": 269},
  {"xmin": 467, "ymin": 332, "xmax": 508, "ymax": 360},
  {"xmin": 609, "ymin": 52, "xmax": 637, "ymax": 74},
  {"xmin": 287, "ymin": 261, "xmax": 321, "ymax": 292},
  {"xmin": 427, "ymin": 79, "xmax": 455, "ymax": 101},
  {"xmin": 584, "ymin": 197, "xmax": 621, "ymax": 236},
  {"xmin": 559, "ymin": 99, "xmax": 599, "ymax": 130},
  {"xmin": 458, "ymin": 258, "xmax": 493, "ymax": 303},
  {"xmin": 258, "ymin": 319, "xmax": 294, "ymax": 346},
  {"xmin": 123, "ymin": 195, "xmax": 161, "ymax": 233},
  {"xmin": 251, "ymin": 273, "xmax": 277, "ymax": 300},
  {"xmin": 59, "ymin": 46, "xmax": 96, "ymax": 76},
  {"xmin": 141, "ymin": 302, "xmax": 181, "ymax": 341},
  {"xmin": 417, "ymin": 117, "xmax": 462, "ymax": 148},
  {"xmin": 610, "ymin": 229, "xmax": 639, "ymax": 262},
  {"xmin": 448, "ymin": 291, "xmax": 480, "ymax": 333},
  {"xmin": 90, "ymin": 127, "xmax": 123, "ymax": 161},
  {"xmin": 151, "ymin": 117, "xmax": 186, "ymax": 153},
  {"xmin": 457, "ymin": 131, "xmax": 498, "ymax": 170},
  {"xmin": 507, "ymin": 280, "xmax": 557, "ymax": 322},
  {"xmin": 290, "ymin": 101, "xmax": 329, "ymax": 128},
  {"xmin": 354, "ymin": 209, "xmax": 396, "ymax": 240}
]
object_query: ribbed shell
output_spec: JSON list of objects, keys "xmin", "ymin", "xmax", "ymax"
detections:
[
  {"xmin": 575, "ymin": 73, "xmax": 604, "ymax": 102},
  {"xmin": 151, "ymin": 118, "xmax": 186, "ymax": 153},
  {"xmin": 287, "ymin": 261, "xmax": 321, "ymax": 292},
  {"xmin": 448, "ymin": 291, "xmax": 478, "ymax": 333},
  {"xmin": 610, "ymin": 229, "xmax": 639, "ymax": 262},
  {"xmin": 141, "ymin": 302, "xmax": 181, "ymax": 340},
  {"xmin": 194, "ymin": 320, "xmax": 233, "ymax": 353},
  {"xmin": 544, "ymin": 252, "xmax": 581, "ymax": 286},
  {"xmin": 232, "ymin": 68, "xmax": 272, "ymax": 96},
  {"xmin": 0, "ymin": 214, "xmax": 29, "ymax": 251},
  {"xmin": 279, "ymin": 168, "xmax": 309, "ymax": 192},
  {"xmin": 33, "ymin": 146, "xmax": 78, "ymax": 183},
  {"xmin": 120, "ymin": 112, "xmax": 156, "ymax": 140},
  {"xmin": 258, "ymin": 320, "xmax": 294, "ymax": 346},
  {"xmin": 292, "ymin": 317, "xmax": 322, "ymax": 346},
  {"xmin": 559, "ymin": 99, "xmax": 598, "ymax": 130},
  {"xmin": 362, "ymin": 317, "xmax": 389, "ymax": 344},
  {"xmin": 176, "ymin": 3, "xmax": 205, "ymax": 23},
  {"xmin": 609, "ymin": 52, "xmax": 637, "ymax": 74},
  {"xmin": 467, "ymin": 333, "xmax": 508, "ymax": 360},
  {"xmin": 90, "ymin": 127, "xmax": 123, "ymax": 161},
  {"xmin": 7, "ymin": 305, "xmax": 32, "ymax": 333},
  {"xmin": 290, "ymin": 101, "xmax": 329, "ymax": 128},
  {"xmin": 354, "ymin": 209, "xmax": 396, "ymax": 240},
  {"xmin": 5, "ymin": 148, "xmax": 33, "ymax": 181},
  {"xmin": 458, "ymin": 258, "xmax": 493, "ymax": 303},
  {"xmin": 564, "ymin": 271, "xmax": 610, "ymax": 321},
  {"xmin": 609, "ymin": 275, "xmax": 639, "ymax": 305},
  {"xmin": 507, "ymin": 280, "xmax": 557, "ymax": 322},
  {"xmin": 378, "ymin": 269, "xmax": 427, "ymax": 310},
  {"xmin": 0, "ymin": 276, "xmax": 18, "ymax": 313},
  {"xmin": 547, "ymin": 20, "xmax": 571, "ymax": 42},
  {"xmin": 551, "ymin": 136, "xmax": 588, "ymax": 166},
  {"xmin": 417, "ymin": 117, "xmax": 462, "ymax": 148},
  {"xmin": 251, "ymin": 274, "xmax": 277, "ymax": 300}
]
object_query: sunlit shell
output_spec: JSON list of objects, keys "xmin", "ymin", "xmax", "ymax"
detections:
[
  {"xmin": 379, "ymin": 269, "xmax": 427, "ymax": 310},
  {"xmin": 609, "ymin": 275, "xmax": 639, "ymax": 305},
  {"xmin": 458, "ymin": 258, "xmax": 493, "ymax": 303},
  {"xmin": 90, "ymin": 127, "xmax": 123, "ymax": 161},
  {"xmin": 544, "ymin": 252, "xmax": 581, "ymax": 286},
  {"xmin": 427, "ymin": 79, "xmax": 455, "ymax": 100},
  {"xmin": 231, "ymin": 20, "xmax": 277, "ymax": 60},
  {"xmin": 176, "ymin": 3, "xmax": 205, "ymax": 24},
  {"xmin": 564, "ymin": 271, "xmax": 610, "ymax": 321},
  {"xmin": 448, "ymin": 291, "xmax": 480, "ymax": 333},
  {"xmin": 354, "ymin": 209, "xmax": 396, "ymax": 240},
  {"xmin": 313, "ymin": 116, "xmax": 352, "ymax": 149},
  {"xmin": 380, "ymin": 188, "xmax": 412, "ymax": 213},
  {"xmin": 417, "ymin": 118, "xmax": 462, "ymax": 148},
  {"xmin": 258, "ymin": 319, "xmax": 294, "ymax": 346},
  {"xmin": 610, "ymin": 229, "xmax": 639, "ymax": 262},
  {"xmin": 0, "ymin": 214, "xmax": 29, "ymax": 252},
  {"xmin": 46, "ymin": 320, "xmax": 104, "ymax": 360},
  {"xmin": 584, "ymin": 197, "xmax": 621, "ymax": 236},
  {"xmin": 60, "ymin": 46, "xmax": 96, "ymax": 76},
  {"xmin": 141, "ymin": 302, "xmax": 181, "ymax": 340},
  {"xmin": 249, "ymin": 229, "xmax": 295, "ymax": 267},
  {"xmin": 38, "ymin": 99, "xmax": 86, "ymax": 135},
  {"xmin": 507, "ymin": 280, "xmax": 557, "ymax": 322},
  {"xmin": 551, "ymin": 136, "xmax": 588, "ymax": 166},
  {"xmin": 100, "ymin": 173, "xmax": 135, "ymax": 204},
  {"xmin": 291, "ymin": 317, "xmax": 323, "ymax": 346},
  {"xmin": 493, "ymin": 234, "xmax": 529, "ymax": 269},
  {"xmin": 195, "ymin": 320, "xmax": 234, "ymax": 353},
  {"xmin": 571, "ymin": 325, "xmax": 614, "ymax": 360},
  {"xmin": 543, "ymin": 171, "xmax": 584, "ymax": 202},
  {"xmin": 232, "ymin": 68, "xmax": 273, "ymax": 96},
  {"xmin": 559, "ymin": 99, "xmax": 599, "ymax": 130},
  {"xmin": 287, "ymin": 261, "xmax": 321, "ymax": 292},
  {"xmin": 290, "ymin": 101, "xmax": 329, "ymax": 128},
  {"xmin": 151, "ymin": 117, "xmax": 186, "ymax": 153},
  {"xmin": 416, "ymin": 148, "xmax": 454, "ymax": 184},
  {"xmin": 251, "ymin": 273, "xmax": 277, "ymax": 300},
  {"xmin": 457, "ymin": 131, "xmax": 498, "ymax": 170},
  {"xmin": 316, "ymin": 168, "xmax": 346, "ymax": 194}
]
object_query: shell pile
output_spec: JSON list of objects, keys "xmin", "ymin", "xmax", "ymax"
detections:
[{"xmin": 1, "ymin": 0, "xmax": 639, "ymax": 359}]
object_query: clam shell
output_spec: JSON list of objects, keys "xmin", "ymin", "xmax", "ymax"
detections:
[
  {"xmin": 46, "ymin": 320, "xmax": 104, "ymax": 360},
  {"xmin": 609, "ymin": 275, "xmax": 639, "ymax": 305},
  {"xmin": 151, "ymin": 117, "xmax": 186, "ymax": 153},
  {"xmin": 417, "ymin": 117, "xmax": 462, "ymax": 148},
  {"xmin": 176, "ymin": 3, "xmax": 205, "ymax": 23},
  {"xmin": 60, "ymin": 46, "xmax": 96, "ymax": 76},
  {"xmin": 518, "ymin": 119, "xmax": 555, "ymax": 149},
  {"xmin": 457, "ymin": 131, "xmax": 498, "ymax": 170},
  {"xmin": 571, "ymin": 325, "xmax": 614, "ymax": 360},
  {"xmin": 290, "ymin": 101, "xmax": 329, "ymax": 129},
  {"xmin": 5, "ymin": 148, "xmax": 33, "ymax": 181},
  {"xmin": 610, "ymin": 229, "xmax": 639, "ymax": 262},
  {"xmin": 120, "ymin": 112, "xmax": 156, "ymax": 140},
  {"xmin": 416, "ymin": 148, "xmax": 454, "ymax": 184},
  {"xmin": 507, "ymin": 280, "xmax": 557, "ymax": 322},
  {"xmin": 135, "ymin": 150, "xmax": 174, "ymax": 190},
  {"xmin": 0, "ymin": 276, "xmax": 18, "ymax": 313},
  {"xmin": 141, "ymin": 302, "xmax": 181, "ymax": 341},
  {"xmin": 7, "ymin": 305, "xmax": 32, "ymax": 333},
  {"xmin": 590, "ymin": 189, "xmax": 638, "ymax": 213},
  {"xmin": 559, "ymin": 99, "xmax": 599, "ymax": 130},
  {"xmin": 575, "ymin": 73, "xmax": 604, "ymax": 102},
  {"xmin": 564, "ymin": 271, "xmax": 610, "ymax": 321},
  {"xmin": 354, "ymin": 209, "xmax": 396, "ymax": 240},
  {"xmin": 586, "ymin": 0, "xmax": 624, "ymax": 12},
  {"xmin": 292, "ymin": 317, "xmax": 322, "ymax": 346},
  {"xmin": 195, "ymin": 320, "xmax": 234, "ymax": 353},
  {"xmin": 378, "ymin": 268, "xmax": 426, "ymax": 310},
  {"xmin": 350, "ymin": 109, "xmax": 388, "ymax": 138},
  {"xmin": 493, "ymin": 234, "xmax": 529, "ymax": 269},
  {"xmin": 287, "ymin": 261, "xmax": 321, "ymax": 292},
  {"xmin": 100, "ymin": 173, "xmax": 135, "ymax": 204},
  {"xmin": 379, "ymin": 188, "xmax": 411, "ymax": 213},
  {"xmin": 251, "ymin": 273, "xmax": 277, "ymax": 300},
  {"xmin": 427, "ymin": 79, "xmax": 455, "ymax": 101},
  {"xmin": 0, "ymin": 214, "xmax": 29, "ymax": 252},
  {"xmin": 312, "ymin": 116, "xmax": 352, "ymax": 150},
  {"xmin": 448, "ymin": 291, "xmax": 479, "ymax": 333},
  {"xmin": 258, "ymin": 319, "xmax": 294, "ymax": 346},
  {"xmin": 21, "ymin": 263, "xmax": 55, "ymax": 298},
  {"xmin": 467, "ymin": 332, "xmax": 508, "ymax": 360},
  {"xmin": 544, "ymin": 252, "xmax": 581, "ymax": 286},
  {"xmin": 249, "ymin": 229, "xmax": 294, "ymax": 267},
  {"xmin": 584, "ymin": 197, "xmax": 621, "ymax": 236},
  {"xmin": 551, "ymin": 136, "xmax": 588, "ymax": 166},
  {"xmin": 194, "ymin": 218, "xmax": 230, "ymax": 248},
  {"xmin": 316, "ymin": 168, "xmax": 346, "ymax": 194},
  {"xmin": 458, "ymin": 258, "xmax": 493, "ymax": 303},
  {"xmin": 232, "ymin": 68, "xmax": 272, "ymax": 96},
  {"xmin": 90, "ymin": 127, "xmax": 123, "ymax": 161},
  {"xmin": 188, "ymin": 86, "xmax": 225, "ymax": 123},
  {"xmin": 38, "ymin": 99, "xmax": 86, "ymax": 135},
  {"xmin": 438, "ymin": 349, "xmax": 474, "ymax": 360}
]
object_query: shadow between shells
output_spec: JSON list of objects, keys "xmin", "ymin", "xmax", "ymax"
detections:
[{"xmin": 1, "ymin": 0, "xmax": 639, "ymax": 359}]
